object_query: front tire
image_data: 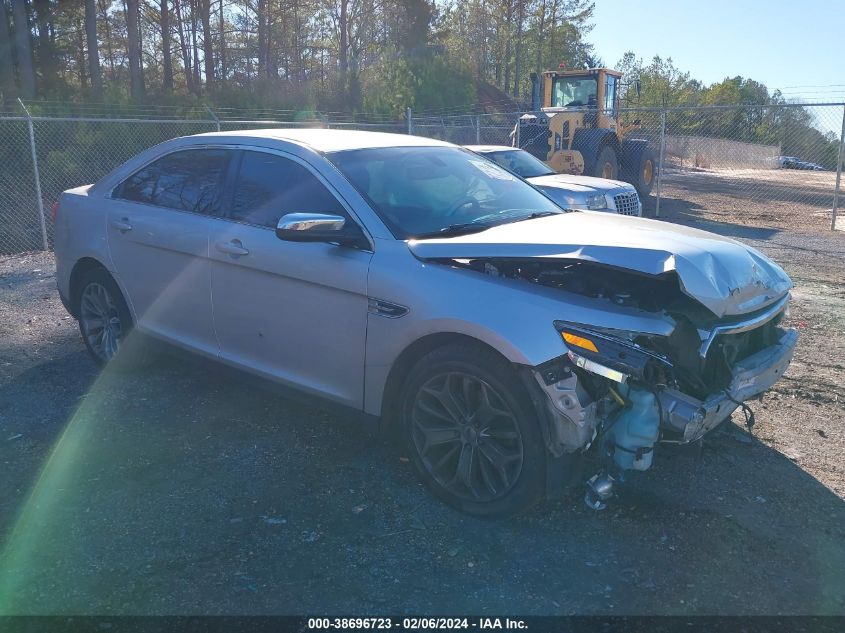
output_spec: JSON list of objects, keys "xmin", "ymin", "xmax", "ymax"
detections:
[{"xmin": 399, "ymin": 343, "xmax": 547, "ymax": 517}]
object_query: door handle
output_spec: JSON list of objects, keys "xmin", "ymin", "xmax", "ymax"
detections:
[
  {"xmin": 215, "ymin": 240, "xmax": 250, "ymax": 257},
  {"xmin": 110, "ymin": 218, "xmax": 133, "ymax": 233}
]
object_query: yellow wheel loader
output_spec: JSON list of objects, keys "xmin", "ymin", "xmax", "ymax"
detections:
[{"xmin": 516, "ymin": 67, "xmax": 657, "ymax": 196}]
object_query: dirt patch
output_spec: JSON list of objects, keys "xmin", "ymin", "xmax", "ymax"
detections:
[{"xmin": 648, "ymin": 168, "xmax": 839, "ymax": 233}]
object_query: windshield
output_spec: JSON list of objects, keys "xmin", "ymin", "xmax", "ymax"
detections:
[
  {"xmin": 328, "ymin": 146, "xmax": 562, "ymax": 239},
  {"xmin": 480, "ymin": 149, "xmax": 555, "ymax": 179},
  {"xmin": 552, "ymin": 76, "xmax": 598, "ymax": 107}
]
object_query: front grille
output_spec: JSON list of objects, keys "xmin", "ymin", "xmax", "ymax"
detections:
[{"xmin": 613, "ymin": 192, "xmax": 641, "ymax": 216}]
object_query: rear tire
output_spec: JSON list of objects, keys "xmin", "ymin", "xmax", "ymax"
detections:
[
  {"xmin": 592, "ymin": 146, "xmax": 619, "ymax": 180},
  {"xmin": 399, "ymin": 343, "xmax": 547, "ymax": 517},
  {"xmin": 76, "ymin": 267, "xmax": 152, "ymax": 369},
  {"xmin": 628, "ymin": 146, "xmax": 657, "ymax": 196}
]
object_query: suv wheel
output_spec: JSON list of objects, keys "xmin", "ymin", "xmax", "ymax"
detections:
[{"xmin": 400, "ymin": 343, "xmax": 546, "ymax": 517}]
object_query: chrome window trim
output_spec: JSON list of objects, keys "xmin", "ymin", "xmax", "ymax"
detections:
[{"xmin": 698, "ymin": 293, "xmax": 790, "ymax": 359}]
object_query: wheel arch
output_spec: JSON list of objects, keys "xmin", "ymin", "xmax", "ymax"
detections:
[
  {"xmin": 378, "ymin": 332, "xmax": 521, "ymax": 425},
  {"xmin": 68, "ymin": 257, "xmax": 112, "ymax": 317},
  {"xmin": 377, "ymin": 331, "xmax": 576, "ymax": 506}
]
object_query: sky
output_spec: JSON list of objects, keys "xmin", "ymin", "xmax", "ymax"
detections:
[{"xmin": 590, "ymin": 0, "xmax": 844, "ymax": 103}]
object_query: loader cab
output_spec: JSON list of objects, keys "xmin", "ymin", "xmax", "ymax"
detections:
[
  {"xmin": 543, "ymin": 68, "xmax": 622, "ymax": 122},
  {"xmin": 550, "ymin": 75, "xmax": 598, "ymax": 108}
]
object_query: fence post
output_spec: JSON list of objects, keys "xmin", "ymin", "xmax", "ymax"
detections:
[
  {"xmin": 475, "ymin": 116, "xmax": 481, "ymax": 144},
  {"xmin": 406, "ymin": 107, "xmax": 413, "ymax": 135},
  {"xmin": 655, "ymin": 106, "xmax": 667, "ymax": 218},
  {"xmin": 831, "ymin": 105, "xmax": 845, "ymax": 231},
  {"xmin": 18, "ymin": 98, "xmax": 48, "ymax": 251},
  {"xmin": 205, "ymin": 105, "xmax": 221, "ymax": 132},
  {"xmin": 515, "ymin": 115, "xmax": 521, "ymax": 148}
]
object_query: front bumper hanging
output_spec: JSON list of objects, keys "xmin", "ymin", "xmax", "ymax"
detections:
[{"xmin": 659, "ymin": 328, "xmax": 798, "ymax": 442}]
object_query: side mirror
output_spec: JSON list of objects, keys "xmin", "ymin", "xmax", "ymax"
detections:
[{"xmin": 276, "ymin": 212, "xmax": 362, "ymax": 247}]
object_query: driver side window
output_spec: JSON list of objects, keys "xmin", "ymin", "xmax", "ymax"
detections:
[{"xmin": 228, "ymin": 151, "xmax": 346, "ymax": 228}]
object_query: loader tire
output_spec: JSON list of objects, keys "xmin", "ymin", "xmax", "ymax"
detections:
[
  {"xmin": 592, "ymin": 146, "xmax": 619, "ymax": 180},
  {"xmin": 630, "ymin": 147, "xmax": 657, "ymax": 196}
]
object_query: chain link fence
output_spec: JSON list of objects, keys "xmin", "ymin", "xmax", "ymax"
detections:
[
  {"xmin": 1, "ymin": 102, "xmax": 843, "ymax": 255},
  {"xmin": 617, "ymin": 103, "xmax": 845, "ymax": 230},
  {"xmin": 411, "ymin": 113, "xmax": 523, "ymax": 147},
  {"xmin": 0, "ymin": 117, "xmax": 39, "ymax": 254}
]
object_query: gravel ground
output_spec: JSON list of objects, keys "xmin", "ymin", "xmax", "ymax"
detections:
[{"xmin": 1, "ymin": 170, "xmax": 844, "ymax": 615}]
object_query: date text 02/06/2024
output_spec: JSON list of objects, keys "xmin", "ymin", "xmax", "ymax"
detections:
[{"xmin": 306, "ymin": 617, "xmax": 528, "ymax": 630}]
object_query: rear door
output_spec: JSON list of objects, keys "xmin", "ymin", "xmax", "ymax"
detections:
[
  {"xmin": 208, "ymin": 149, "xmax": 373, "ymax": 408},
  {"xmin": 107, "ymin": 147, "xmax": 232, "ymax": 355}
]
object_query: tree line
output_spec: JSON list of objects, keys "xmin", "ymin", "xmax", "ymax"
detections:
[
  {"xmin": 616, "ymin": 53, "xmax": 840, "ymax": 168},
  {"xmin": 0, "ymin": 1, "xmax": 835, "ymax": 164},
  {"xmin": 0, "ymin": 0, "xmax": 598, "ymax": 116}
]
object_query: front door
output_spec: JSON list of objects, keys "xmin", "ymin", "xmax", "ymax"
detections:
[{"xmin": 209, "ymin": 149, "xmax": 372, "ymax": 408}]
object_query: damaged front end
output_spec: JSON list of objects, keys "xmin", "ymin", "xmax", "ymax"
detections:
[
  {"xmin": 538, "ymin": 317, "xmax": 796, "ymax": 508},
  {"xmin": 445, "ymin": 256, "xmax": 798, "ymax": 509}
]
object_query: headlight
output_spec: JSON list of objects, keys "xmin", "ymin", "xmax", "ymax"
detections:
[
  {"xmin": 553, "ymin": 321, "xmax": 670, "ymax": 384},
  {"xmin": 585, "ymin": 194, "xmax": 608, "ymax": 210}
]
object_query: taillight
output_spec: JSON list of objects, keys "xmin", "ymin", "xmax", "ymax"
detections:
[{"xmin": 51, "ymin": 200, "xmax": 60, "ymax": 223}]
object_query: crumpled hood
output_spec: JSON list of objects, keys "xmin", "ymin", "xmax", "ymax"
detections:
[
  {"xmin": 408, "ymin": 212, "xmax": 792, "ymax": 318},
  {"xmin": 528, "ymin": 173, "xmax": 632, "ymax": 193}
]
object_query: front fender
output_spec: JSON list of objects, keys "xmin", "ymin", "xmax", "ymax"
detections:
[{"xmin": 362, "ymin": 240, "xmax": 676, "ymax": 415}]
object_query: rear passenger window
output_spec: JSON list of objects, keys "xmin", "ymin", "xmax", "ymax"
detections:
[
  {"xmin": 229, "ymin": 151, "xmax": 344, "ymax": 228},
  {"xmin": 116, "ymin": 149, "xmax": 229, "ymax": 215}
]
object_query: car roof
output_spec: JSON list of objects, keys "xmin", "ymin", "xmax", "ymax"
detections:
[
  {"xmin": 463, "ymin": 145, "xmax": 518, "ymax": 153},
  {"xmin": 191, "ymin": 128, "xmax": 453, "ymax": 153}
]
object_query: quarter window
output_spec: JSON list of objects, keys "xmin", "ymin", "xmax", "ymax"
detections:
[
  {"xmin": 229, "ymin": 151, "xmax": 344, "ymax": 228},
  {"xmin": 116, "ymin": 149, "xmax": 229, "ymax": 215}
]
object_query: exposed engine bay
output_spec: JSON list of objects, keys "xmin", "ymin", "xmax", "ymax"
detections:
[
  {"xmin": 441, "ymin": 256, "xmax": 798, "ymax": 509},
  {"xmin": 465, "ymin": 257, "xmax": 690, "ymax": 313}
]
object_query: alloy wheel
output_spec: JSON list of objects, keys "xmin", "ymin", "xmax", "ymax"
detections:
[
  {"xmin": 79, "ymin": 282, "xmax": 122, "ymax": 362},
  {"xmin": 410, "ymin": 372, "xmax": 524, "ymax": 502}
]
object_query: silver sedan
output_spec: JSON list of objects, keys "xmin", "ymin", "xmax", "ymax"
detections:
[{"xmin": 54, "ymin": 130, "xmax": 796, "ymax": 516}]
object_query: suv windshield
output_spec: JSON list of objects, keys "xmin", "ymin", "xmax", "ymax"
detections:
[
  {"xmin": 480, "ymin": 149, "xmax": 555, "ymax": 179},
  {"xmin": 551, "ymin": 76, "xmax": 598, "ymax": 107},
  {"xmin": 329, "ymin": 146, "xmax": 561, "ymax": 239}
]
